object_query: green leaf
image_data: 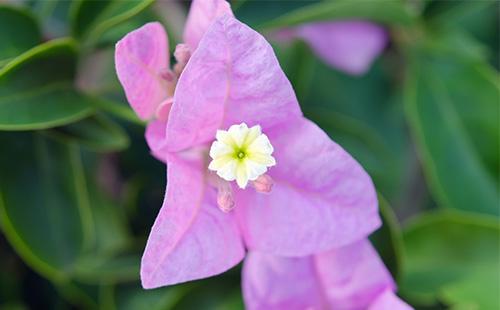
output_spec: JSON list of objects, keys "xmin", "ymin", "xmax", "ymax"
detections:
[
  {"xmin": 426, "ymin": 0, "xmax": 497, "ymax": 54},
  {"xmin": 370, "ymin": 194, "xmax": 404, "ymax": 282},
  {"xmin": 0, "ymin": 5, "xmax": 42, "ymax": 66},
  {"xmin": 400, "ymin": 211, "xmax": 500, "ymax": 309},
  {"xmin": 73, "ymin": 254, "xmax": 140, "ymax": 284},
  {"xmin": 46, "ymin": 114, "xmax": 130, "ymax": 152},
  {"xmin": 103, "ymin": 282, "xmax": 196, "ymax": 310},
  {"xmin": 81, "ymin": 151, "xmax": 132, "ymax": 254},
  {"xmin": 0, "ymin": 39, "xmax": 95, "ymax": 131},
  {"xmin": 404, "ymin": 49, "xmax": 499, "ymax": 216},
  {"xmin": 68, "ymin": 151, "xmax": 135, "ymax": 284},
  {"xmin": 172, "ymin": 272, "xmax": 243, "ymax": 310},
  {"xmin": 0, "ymin": 132, "xmax": 92, "ymax": 281},
  {"xmin": 93, "ymin": 8, "xmax": 162, "ymax": 49},
  {"xmin": 55, "ymin": 280, "xmax": 100, "ymax": 308},
  {"xmin": 70, "ymin": 0, "xmax": 110, "ymax": 38},
  {"xmin": 235, "ymin": 1, "xmax": 314, "ymax": 29},
  {"xmin": 70, "ymin": 0, "xmax": 155, "ymax": 44},
  {"xmin": 258, "ymin": 0, "xmax": 415, "ymax": 31}
]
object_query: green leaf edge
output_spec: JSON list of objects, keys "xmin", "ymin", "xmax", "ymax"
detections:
[
  {"xmin": 403, "ymin": 209, "xmax": 499, "ymax": 238},
  {"xmin": 0, "ymin": 38, "xmax": 77, "ymax": 77},
  {"xmin": 0, "ymin": 38, "xmax": 96, "ymax": 131},
  {"xmin": 257, "ymin": 0, "xmax": 416, "ymax": 31},
  {"xmin": 70, "ymin": 0, "xmax": 156, "ymax": 45},
  {"xmin": 0, "ymin": 190, "xmax": 66, "ymax": 281}
]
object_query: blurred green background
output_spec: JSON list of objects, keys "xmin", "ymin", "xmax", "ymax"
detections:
[{"xmin": 0, "ymin": 0, "xmax": 498, "ymax": 309}]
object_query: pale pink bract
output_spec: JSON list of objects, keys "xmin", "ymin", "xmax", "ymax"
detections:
[{"xmin": 243, "ymin": 239, "xmax": 413, "ymax": 310}]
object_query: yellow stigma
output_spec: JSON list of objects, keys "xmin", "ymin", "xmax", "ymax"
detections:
[{"xmin": 208, "ymin": 123, "xmax": 276, "ymax": 189}]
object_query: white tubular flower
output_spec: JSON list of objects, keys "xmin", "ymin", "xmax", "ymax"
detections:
[{"xmin": 208, "ymin": 123, "xmax": 276, "ymax": 189}]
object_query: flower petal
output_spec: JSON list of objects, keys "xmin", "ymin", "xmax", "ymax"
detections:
[
  {"xmin": 141, "ymin": 155, "xmax": 245, "ymax": 288},
  {"xmin": 242, "ymin": 252, "xmax": 324, "ymax": 310},
  {"xmin": 242, "ymin": 240, "xmax": 401, "ymax": 310},
  {"xmin": 216, "ymin": 158, "xmax": 238, "ymax": 181},
  {"xmin": 236, "ymin": 118, "xmax": 380, "ymax": 256},
  {"xmin": 296, "ymin": 21, "xmax": 387, "ymax": 75},
  {"xmin": 145, "ymin": 120, "xmax": 168, "ymax": 163},
  {"xmin": 236, "ymin": 162, "xmax": 249, "ymax": 188},
  {"xmin": 115, "ymin": 22, "xmax": 170, "ymax": 120},
  {"xmin": 247, "ymin": 134, "xmax": 274, "ymax": 155},
  {"xmin": 209, "ymin": 140, "xmax": 234, "ymax": 158},
  {"xmin": 368, "ymin": 289, "xmax": 413, "ymax": 310},
  {"xmin": 208, "ymin": 155, "xmax": 233, "ymax": 170},
  {"xmin": 167, "ymin": 16, "xmax": 302, "ymax": 152},
  {"xmin": 183, "ymin": 0, "xmax": 233, "ymax": 51}
]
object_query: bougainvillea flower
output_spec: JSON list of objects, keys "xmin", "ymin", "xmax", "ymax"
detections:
[
  {"xmin": 116, "ymin": 7, "xmax": 380, "ymax": 288},
  {"xmin": 145, "ymin": 15, "xmax": 379, "ymax": 288},
  {"xmin": 115, "ymin": 0, "xmax": 232, "ymax": 162},
  {"xmin": 243, "ymin": 239, "xmax": 413, "ymax": 310},
  {"xmin": 276, "ymin": 20, "xmax": 387, "ymax": 75}
]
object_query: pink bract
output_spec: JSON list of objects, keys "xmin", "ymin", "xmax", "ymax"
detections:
[
  {"xmin": 276, "ymin": 20, "xmax": 387, "ymax": 75},
  {"xmin": 183, "ymin": 0, "xmax": 233, "ymax": 51},
  {"xmin": 243, "ymin": 239, "xmax": 413, "ymax": 310},
  {"xmin": 115, "ymin": 22, "xmax": 169, "ymax": 120},
  {"xmin": 145, "ymin": 15, "xmax": 378, "ymax": 288}
]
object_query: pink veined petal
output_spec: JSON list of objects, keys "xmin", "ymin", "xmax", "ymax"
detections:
[
  {"xmin": 296, "ymin": 21, "xmax": 387, "ymax": 75},
  {"xmin": 315, "ymin": 240, "xmax": 396, "ymax": 309},
  {"xmin": 236, "ymin": 118, "xmax": 380, "ymax": 256},
  {"xmin": 140, "ymin": 154, "xmax": 245, "ymax": 288},
  {"xmin": 167, "ymin": 15, "xmax": 302, "ymax": 152},
  {"xmin": 368, "ymin": 290, "xmax": 413, "ymax": 310},
  {"xmin": 183, "ymin": 0, "xmax": 234, "ymax": 51},
  {"xmin": 145, "ymin": 120, "xmax": 169, "ymax": 163},
  {"xmin": 115, "ymin": 22, "xmax": 169, "ymax": 120},
  {"xmin": 242, "ymin": 252, "xmax": 324, "ymax": 310}
]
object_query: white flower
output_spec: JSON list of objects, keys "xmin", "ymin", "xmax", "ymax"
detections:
[{"xmin": 208, "ymin": 123, "xmax": 276, "ymax": 189}]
